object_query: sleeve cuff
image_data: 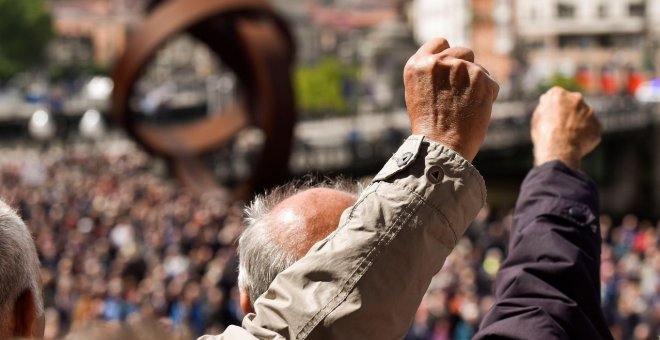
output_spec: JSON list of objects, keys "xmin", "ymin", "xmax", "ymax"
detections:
[
  {"xmin": 374, "ymin": 135, "xmax": 487, "ymax": 243},
  {"xmin": 518, "ymin": 160, "xmax": 600, "ymax": 230}
]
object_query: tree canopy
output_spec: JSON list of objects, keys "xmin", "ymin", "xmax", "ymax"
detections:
[
  {"xmin": 0, "ymin": 0, "xmax": 53, "ymax": 83},
  {"xmin": 294, "ymin": 57, "xmax": 359, "ymax": 118}
]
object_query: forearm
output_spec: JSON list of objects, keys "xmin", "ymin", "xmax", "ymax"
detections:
[
  {"xmin": 475, "ymin": 161, "xmax": 612, "ymax": 340},
  {"xmin": 237, "ymin": 136, "xmax": 486, "ymax": 339}
]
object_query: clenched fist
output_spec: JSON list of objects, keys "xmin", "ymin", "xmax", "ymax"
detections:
[
  {"xmin": 404, "ymin": 38, "xmax": 499, "ymax": 161},
  {"xmin": 531, "ymin": 87, "xmax": 602, "ymax": 169}
]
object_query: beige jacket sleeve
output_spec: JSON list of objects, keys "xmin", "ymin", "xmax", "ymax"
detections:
[{"xmin": 200, "ymin": 135, "xmax": 486, "ymax": 340}]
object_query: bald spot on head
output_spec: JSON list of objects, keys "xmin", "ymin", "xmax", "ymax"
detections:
[{"xmin": 266, "ymin": 188, "xmax": 357, "ymax": 259}]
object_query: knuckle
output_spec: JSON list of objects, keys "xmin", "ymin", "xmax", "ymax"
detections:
[
  {"xmin": 595, "ymin": 118, "xmax": 603, "ymax": 132},
  {"xmin": 586, "ymin": 107, "xmax": 595, "ymax": 116},
  {"xmin": 404, "ymin": 56, "xmax": 415, "ymax": 69},
  {"xmin": 492, "ymin": 81, "xmax": 501, "ymax": 98},
  {"xmin": 572, "ymin": 92, "xmax": 584, "ymax": 102},
  {"xmin": 451, "ymin": 58, "xmax": 469, "ymax": 70},
  {"xmin": 435, "ymin": 37, "xmax": 449, "ymax": 47},
  {"xmin": 469, "ymin": 65, "xmax": 487, "ymax": 80},
  {"xmin": 432, "ymin": 57, "xmax": 452, "ymax": 72},
  {"xmin": 465, "ymin": 48, "xmax": 476, "ymax": 59},
  {"xmin": 426, "ymin": 59, "xmax": 445, "ymax": 76},
  {"xmin": 452, "ymin": 46, "xmax": 474, "ymax": 56},
  {"xmin": 467, "ymin": 62, "xmax": 482, "ymax": 73},
  {"xmin": 403, "ymin": 65, "xmax": 415, "ymax": 79},
  {"xmin": 404, "ymin": 56, "xmax": 420, "ymax": 70},
  {"xmin": 404, "ymin": 56, "xmax": 433, "ymax": 77}
]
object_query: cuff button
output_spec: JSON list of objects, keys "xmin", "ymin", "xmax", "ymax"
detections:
[
  {"xmin": 427, "ymin": 165, "xmax": 444, "ymax": 184},
  {"xmin": 397, "ymin": 152, "xmax": 413, "ymax": 167}
]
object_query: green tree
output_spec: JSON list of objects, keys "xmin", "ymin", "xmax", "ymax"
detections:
[
  {"xmin": 537, "ymin": 73, "xmax": 584, "ymax": 95},
  {"xmin": 294, "ymin": 57, "xmax": 359, "ymax": 118},
  {"xmin": 0, "ymin": 0, "xmax": 53, "ymax": 83}
]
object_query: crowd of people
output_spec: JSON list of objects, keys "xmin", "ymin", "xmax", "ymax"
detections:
[
  {"xmin": 0, "ymin": 141, "xmax": 657, "ymax": 339},
  {"xmin": 409, "ymin": 209, "xmax": 659, "ymax": 340}
]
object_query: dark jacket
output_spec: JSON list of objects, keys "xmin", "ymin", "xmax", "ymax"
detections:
[{"xmin": 474, "ymin": 161, "xmax": 613, "ymax": 340}]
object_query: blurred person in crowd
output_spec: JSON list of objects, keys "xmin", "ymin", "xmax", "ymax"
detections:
[
  {"xmin": 0, "ymin": 199, "xmax": 44, "ymax": 338},
  {"xmin": 0, "ymin": 144, "xmax": 248, "ymax": 338},
  {"xmin": 201, "ymin": 37, "xmax": 499, "ymax": 339},
  {"xmin": 63, "ymin": 319, "xmax": 189, "ymax": 340}
]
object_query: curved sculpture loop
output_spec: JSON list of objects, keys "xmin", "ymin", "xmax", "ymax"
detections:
[{"xmin": 112, "ymin": 0, "xmax": 296, "ymax": 196}]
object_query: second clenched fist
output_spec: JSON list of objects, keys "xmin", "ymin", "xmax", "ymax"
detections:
[
  {"xmin": 404, "ymin": 38, "xmax": 499, "ymax": 162},
  {"xmin": 531, "ymin": 87, "xmax": 602, "ymax": 168}
]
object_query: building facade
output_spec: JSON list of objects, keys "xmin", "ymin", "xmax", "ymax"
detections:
[
  {"xmin": 409, "ymin": 0, "xmax": 514, "ymax": 91},
  {"xmin": 48, "ymin": 0, "xmax": 144, "ymax": 67},
  {"xmin": 411, "ymin": 0, "xmax": 471, "ymax": 47},
  {"xmin": 516, "ymin": 0, "xmax": 660, "ymax": 94}
]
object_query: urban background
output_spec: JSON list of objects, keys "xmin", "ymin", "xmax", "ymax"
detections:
[{"xmin": 0, "ymin": 0, "xmax": 659, "ymax": 339}]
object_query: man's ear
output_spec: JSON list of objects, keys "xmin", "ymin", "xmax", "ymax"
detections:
[
  {"xmin": 12, "ymin": 289, "xmax": 40, "ymax": 338},
  {"xmin": 239, "ymin": 290, "xmax": 254, "ymax": 315}
]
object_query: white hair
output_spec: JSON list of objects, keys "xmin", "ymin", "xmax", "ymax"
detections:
[
  {"xmin": 237, "ymin": 179, "xmax": 361, "ymax": 306},
  {"xmin": 0, "ymin": 199, "xmax": 43, "ymax": 320}
]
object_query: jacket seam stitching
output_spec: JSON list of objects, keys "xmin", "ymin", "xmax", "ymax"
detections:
[
  {"xmin": 399, "ymin": 184, "xmax": 457, "ymax": 245},
  {"xmin": 321, "ymin": 184, "xmax": 377, "ymax": 244},
  {"xmin": 296, "ymin": 183, "xmax": 424, "ymax": 339}
]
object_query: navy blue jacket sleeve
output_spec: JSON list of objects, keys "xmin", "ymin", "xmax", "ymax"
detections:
[{"xmin": 474, "ymin": 161, "xmax": 613, "ymax": 340}]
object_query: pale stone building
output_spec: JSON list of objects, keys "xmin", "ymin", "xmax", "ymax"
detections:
[
  {"xmin": 409, "ymin": 0, "xmax": 515, "ymax": 89},
  {"xmin": 516, "ymin": 0, "xmax": 660, "ymax": 93},
  {"xmin": 48, "ymin": 0, "xmax": 144, "ymax": 67}
]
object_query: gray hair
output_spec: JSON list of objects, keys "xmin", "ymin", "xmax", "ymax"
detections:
[
  {"xmin": 0, "ymin": 199, "xmax": 43, "ymax": 320},
  {"xmin": 237, "ymin": 179, "xmax": 362, "ymax": 306}
]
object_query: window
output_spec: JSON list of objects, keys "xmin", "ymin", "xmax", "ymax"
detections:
[
  {"xmin": 629, "ymin": 3, "xmax": 645, "ymax": 17},
  {"xmin": 525, "ymin": 39, "xmax": 546, "ymax": 49},
  {"xmin": 557, "ymin": 3, "xmax": 575, "ymax": 18},
  {"xmin": 596, "ymin": 34, "xmax": 613, "ymax": 48},
  {"xmin": 598, "ymin": 4, "xmax": 608, "ymax": 18},
  {"xmin": 558, "ymin": 35, "xmax": 596, "ymax": 49}
]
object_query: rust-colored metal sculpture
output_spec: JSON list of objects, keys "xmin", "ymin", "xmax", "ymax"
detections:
[{"xmin": 112, "ymin": 0, "xmax": 296, "ymax": 196}]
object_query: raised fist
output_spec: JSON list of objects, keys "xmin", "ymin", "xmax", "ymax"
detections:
[
  {"xmin": 403, "ymin": 37, "xmax": 499, "ymax": 161},
  {"xmin": 531, "ymin": 87, "xmax": 602, "ymax": 168}
]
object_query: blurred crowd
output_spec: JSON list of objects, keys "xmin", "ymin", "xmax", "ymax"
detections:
[
  {"xmin": 407, "ymin": 209, "xmax": 660, "ymax": 340},
  {"xmin": 0, "ymin": 142, "xmax": 658, "ymax": 340},
  {"xmin": 0, "ymin": 142, "xmax": 244, "ymax": 339}
]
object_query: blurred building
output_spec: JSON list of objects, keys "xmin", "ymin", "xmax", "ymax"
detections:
[
  {"xmin": 272, "ymin": 0, "xmax": 400, "ymax": 64},
  {"xmin": 471, "ymin": 0, "xmax": 514, "ymax": 90},
  {"xmin": 360, "ymin": 19, "xmax": 418, "ymax": 112},
  {"xmin": 410, "ymin": 0, "xmax": 471, "ymax": 47},
  {"xmin": 516, "ymin": 0, "xmax": 660, "ymax": 94},
  {"xmin": 409, "ymin": 0, "xmax": 514, "ymax": 91},
  {"xmin": 273, "ymin": 0, "xmax": 414, "ymax": 113},
  {"xmin": 48, "ymin": 0, "xmax": 145, "ymax": 67}
]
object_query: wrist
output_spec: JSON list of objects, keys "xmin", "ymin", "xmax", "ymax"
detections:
[
  {"xmin": 534, "ymin": 147, "xmax": 581, "ymax": 169},
  {"xmin": 421, "ymin": 134, "xmax": 474, "ymax": 162}
]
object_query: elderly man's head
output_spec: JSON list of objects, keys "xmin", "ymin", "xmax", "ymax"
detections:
[
  {"xmin": 237, "ymin": 181, "xmax": 359, "ymax": 313},
  {"xmin": 0, "ymin": 200, "xmax": 44, "ymax": 338}
]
